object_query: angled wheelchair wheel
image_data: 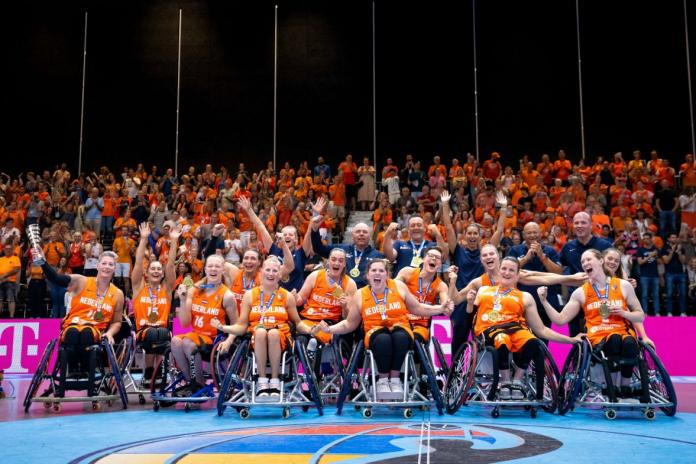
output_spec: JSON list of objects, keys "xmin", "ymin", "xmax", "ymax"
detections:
[
  {"xmin": 150, "ymin": 354, "xmax": 176, "ymax": 408},
  {"xmin": 640, "ymin": 342, "xmax": 677, "ymax": 416},
  {"xmin": 533, "ymin": 343, "xmax": 559, "ymax": 413},
  {"xmin": 445, "ymin": 341, "xmax": 477, "ymax": 415},
  {"xmin": 336, "ymin": 342, "xmax": 363, "ymax": 415},
  {"xmin": 432, "ymin": 337, "xmax": 449, "ymax": 374},
  {"xmin": 216, "ymin": 338, "xmax": 249, "ymax": 416},
  {"xmin": 23, "ymin": 339, "xmax": 57, "ymax": 413},
  {"xmin": 415, "ymin": 340, "xmax": 444, "ymax": 415},
  {"xmin": 211, "ymin": 339, "xmax": 234, "ymax": 391},
  {"xmin": 296, "ymin": 341, "xmax": 323, "ymax": 416},
  {"xmin": 103, "ymin": 339, "xmax": 129, "ymax": 409},
  {"xmin": 558, "ymin": 341, "xmax": 588, "ymax": 415}
]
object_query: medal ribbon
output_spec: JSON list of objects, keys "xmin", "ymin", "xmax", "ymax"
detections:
[
  {"xmin": 591, "ymin": 281, "xmax": 610, "ymax": 304},
  {"xmin": 242, "ymin": 274, "xmax": 255, "ymax": 291},
  {"xmin": 371, "ymin": 287, "xmax": 389, "ymax": 319},
  {"xmin": 352, "ymin": 246, "xmax": 364, "ymax": 272},
  {"xmin": 418, "ymin": 277, "xmax": 432, "ymax": 304},
  {"xmin": 147, "ymin": 285, "xmax": 160, "ymax": 318},
  {"xmin": 410, "ymin": 240, "xmax": 426, "ymax": 259},
  {"xmin": 94, "ymin": 284, "xmax": 107, "ymax": 319},
  {"xmin": 259, "ymin": 289, "xmax": 276, "ymax": 325},
  {"xmin": 493, "ymin": 286, "xmax": 513, "ymax": 306}
]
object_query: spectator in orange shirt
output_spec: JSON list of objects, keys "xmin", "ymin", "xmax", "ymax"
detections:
[
  {"xmin": 338, "ymin": 154, "xmax": 358, "ymax": 211},
  {"xmin": 680, "ymin": 153, "xmax": 696, "ymax": 187},
  {"xmin": 610, "ymin": 152, "xmax": 627, "ymax": 177},
  {"xmin": 553, "ymin": 149, "xmax": 572, "ymax": 182},
  {"xmin": 536, "ymin": 153, "xmax": 554, "ymax": 186},
  {"xmin": 627, "ymin": 150, "xmax": 645, "ymax": 177},
  {"xmin": 482, "ymin": 152, "xmax": 502, "ymax": 181},
  {"xmin": 611, "ymin": 207, "xmax": 632, "ymax": 235},
  {"xmin": 428, "ymin": 155, "xmax": 447, "ymax": 180},
  {"xmin": 656, "ymin": 159, "xmax": 675, "ymax": 188},
  {"xmin": 591, "ymin": 204, "xmax": 611, "ymax": 236},
  {"xmin": 646, "ymin": 150, "xmax": 662, "ymax": 175}
]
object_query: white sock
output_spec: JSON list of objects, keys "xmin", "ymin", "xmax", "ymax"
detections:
[
  {"xmin": 258, "ymin": 376, "xmax": 269, "ymax": 387},
  {"xmin": 269, "ymin": 378, "xmax": 280, "ymax": 388},
  {"xmin": 389, "ymin": 377, "xmax": 401, "ymax": 385}
]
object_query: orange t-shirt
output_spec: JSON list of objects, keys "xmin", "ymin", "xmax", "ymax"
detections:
[
  {"xmin": 190, "ymin": 284, "xmax": 229, "ymax": 339},
  {"xmin": 301, "ymin": 269, "xmax": 348, "ymax": 323},
  {"xmin": 133, "ymin": 285, "xmax": 171, "ymax": 331},
  {"xmin": 360, "ymin": 279, "xmax": 412, "ymax": 346},
  {"xmin": 229, "ymin": 271, "xmax": 260, "ymax": 314},
  {"xmin": 64, "ymin": 278, "xmax": 120, "ymax": 332},
  {"xmin": 330, "ymin": 183, "xmax": 346, "ymax": 207},
  {"xmin": 405, "ymin": 268, "xmax": 441, "ymax": 327},
  {"xmin": 582, "ymin": 277, "xmax": 632, "ymax": 346},
  {"xmin": 474, "ymin": 286, "xmax": 526, "ymax": 336},
  {"xmin": 248, "ymin": 286, "xmax": 291, "ymax": 337}
]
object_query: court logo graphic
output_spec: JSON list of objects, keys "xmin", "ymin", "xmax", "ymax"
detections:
[{"xmin": 73, "ymin": 421, "xmax": 562, "ymax": 463}]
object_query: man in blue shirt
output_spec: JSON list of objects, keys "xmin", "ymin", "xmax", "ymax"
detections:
[
  {"xmin": 441, "ymin": 190, "xmax": 506, "ymax": 355},
  {"xmin": 382, "ymin": 216, "xmax": 446, "ymax": 276},
  {"xmin": 507, "ymin": 222, "xmax": 564, "ymax": 328},
  {"xmin": 311, "ymin": 220, "xmax": 384, "ymax": 289},
  {"xmin": 313, "ymin": 156, "xmax": 331, "ymax": 181},
  {"xmin": 560, "ymin": 211, "xmax": 612, "ymax": 335},
  {"xmin": 660, "ymin": 233, "xmax": 687, "ymax": 316},
  {"xmin": 636, "ymin": 232, "xmax": 661, "ymax": 316}
]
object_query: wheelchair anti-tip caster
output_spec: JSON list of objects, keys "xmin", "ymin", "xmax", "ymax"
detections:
[
  {"xmin": 138, "ymin": 394, "xmax": 146, "ymax": 405},
  {"xmin": 644, "ymin": 408, "xmax": 656, "ymax": 420},
  {"xmin": 604, "ymin": 408, "xmax": 617, "ymax": 420},
  {"xmin": 92, "ymin": 401, "xmax": 101, "ymax": 411},
  {"xmin": 53, "ymin": 403, "xmax": 62, "ymax": 413},
  {"xmin": 491, "ymin": 407, "xmax": 500, "ymax": 418},
  {"xmin": 282, "ymin": 407, "xmax": 291, "ymax": 419},
  {"xmin": 362, "ymin": 407, "xmax": 373, "ymax": 418},
  {"xmin": 530, "ymin": 407, "xmax": 538, "ymax": 418},
  {"xmin": 153, "ymin": 401, "xmax": 160, "ymax": 412},
  {"xmin": 239, "ymin": 408, "xmax": 250, "ymax": 419},
  {"xmin": 403, "ymin": 408, "xmax": 413, "ymax": 419},
  {"xmin": 184, "ymin": 403, "xmax": 191, "ymax": 413}
]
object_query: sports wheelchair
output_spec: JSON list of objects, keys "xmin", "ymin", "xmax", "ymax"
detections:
[
  {"xmin": 150, "ymin": 333, "xmax": 234, "ymax": 412},
  {"xmin": 558, "ymin": 337, "xmax": 677, "ymax": 420},
  {"xmin": 216, "ymin": 333, "xmax": 323, "ymax": 419},
  {"xmin": 445, "ymin": 335, "xmax": 560, "ymax": 418},
  {"xmin": 335, "ymin": 337, "xmax": 445, "ymax": 419},
  {"xmin": 23, "ymin": 337, "xmax": 128, "ymax": 413}
]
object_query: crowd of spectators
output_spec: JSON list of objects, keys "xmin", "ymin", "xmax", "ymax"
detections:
[{"xmin": 1, "ymin": 148, "xmax": 696, "ymax": 320}]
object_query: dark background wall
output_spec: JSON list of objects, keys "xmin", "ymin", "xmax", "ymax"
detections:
[{"xmin": 5, "ymin": 0, "xmax": 696, "ymax": 175}]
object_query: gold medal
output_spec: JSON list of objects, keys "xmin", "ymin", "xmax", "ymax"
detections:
[
  {"xmin": 488, "ymin": 311, "xmax": 500, "ymax": 323},
  {"xmin": 183, "ymin": 276, "xmax": 194, "ymax": 288},
  {"xmin": 281, "ymin": 275, "xmax": 290, "ymax": 283},
  {"xmin": 410, "ymin": 256, "xmax": 423, "ymax": 267},
  {"xmin": 148, "ymin": 311, "xmax": 159, "ymax": 323},
  {"xmin": 331, "ymin": 286, "xmax": 344, "ymax": 298},
  {"xmin": 94, "ymin": 311, "xmax": 104, "ymax": 322},
  {"xmin": 599, "ymin": 302, "xmax": 610, "ymax": 319},
  {"xmin": 377, "ymin": 304, "xmax": 388, "ymax": 320},
  {"xmin": 349, "ymin": 268, "xmax": 360, "ymax": 278}
]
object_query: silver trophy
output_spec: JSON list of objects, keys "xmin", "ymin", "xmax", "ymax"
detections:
[{"xmin": 26, "ymin": 224, "xmax": 45, "ymax": 265}]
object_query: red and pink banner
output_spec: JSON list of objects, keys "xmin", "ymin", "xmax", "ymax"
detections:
[{"xmin": 1, "ymin": 316, "xmax": 694, "ymax": 375}]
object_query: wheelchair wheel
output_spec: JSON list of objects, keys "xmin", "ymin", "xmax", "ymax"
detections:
[
  {"xmin": 336, "ymin": 343, "xmax": 364, "ymax": 415},
  {"xmin": 531, "ymin": 343, "xmax": 559, "ymax": 413},
  {"xmin": 23, "ymin": 339, "xmax": 57, "ymax": 413},
  {"xmin": 296, "ymin": 341, "xmax": 323, "ymax": 416},
  {"xmin": 211, "ymin": 339, "xmax": 234, "ymax": 391},
  {"xmin": 482, "ymin": 346, "xmax": 500, "ymax": 402},
  {"xmin": 216, "ymin": 338, "xmax": 249, "ymax": 416},
  {"xmin": 150, "ymin": 354, "xmax": 176, "ymax": 408},
  {"xmin": 103, "ymin": 340, "xmax": 129, "ymax": 409},
  {"xmin": 445, "ymin": 341, "xmax": 477, "ymax": 415},
  {"xmin": 640, "ymin": 342, "xmax": 677, "ymax": 416},
  {"xmin": 433, "ymin": 337, "xmax": 449, "ymax": 374},
  {"xmin": 558, "ymin": 341, "xmax": 588, "ymax": 415},
  {"xmin": 415, "ymin": 341, "xmax": 444, "ymax": 415}
]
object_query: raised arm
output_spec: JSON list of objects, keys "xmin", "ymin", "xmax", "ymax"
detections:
[
  {"xmin": 238, "ymin": 195, "xmax": 273, "ymax": 252},
  {"xmin": 520, "ymin": 270, "xmax": 587, "ymax": 287},
  {"xmin": 131, "ymin": 222, "xmax": 150, "ymax": 289},
  {"xmin": 278, "ymin": 234, "xmax": 296, "ymax": 279},
  {"xmin": 382, "ymin": 223, "xmax": 399, "ymax": 261},
  {"xmin": 165, "ymin": 226, "xmax": 181, "ymax": 291},
  {"xmin": 489, "ymin": 191, "xmax": 507, "ymax": 247},
  {"xmin": 537, "ymin": 286, "xmax": 583, "ymax": 326},
  {"xmin": 440, "ymin": 191, "xmax": 457, "ymax": 254},
  {"xmin": 428, "ymin": 223, "xmax": 447, "ymax": 254}
]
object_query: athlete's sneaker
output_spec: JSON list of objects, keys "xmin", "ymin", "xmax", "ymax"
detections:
[
  {"xmin": 256, "ymin": 379, "xmax": 270, "ymax": 402},
  {"xmin": 268, "ymin": 379, "xmax": 281, "ymax": 402},
  {"xmin": 389, "ymin": 378, "xmax": 404, "ymax": 397},
  {"xmin": 510, "ymin": 380, "xmax": 525, "ymax": 400},
  {"xmin": 498, "ymin": 383, "xmax": 512, "ymax": 400},
  {"xmin": 376, "ymin": 378, "xmax": 391, "ymax": 400}
]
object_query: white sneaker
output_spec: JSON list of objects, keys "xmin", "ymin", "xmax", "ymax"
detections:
[
  {"xmin": 510, "ymin": 380, "xmax": 525, "ymax": 400},
  {"xmin": 389, "ymin": 378, "xmax": 404, "ymax": 396},
  {"xmin": 376, "ymin": 378, "xmax": 391, "ymax": 400},
  {"xmin": 498, "ymin": 383, "xmax": 511, "ymax": 400},
  {"xmin": 256, "ymin": 377, "xmax": 270, "ymax": 402},
  {"xmin": 269, "ymin": 379, "xmax": 281, "ymax": 402}
]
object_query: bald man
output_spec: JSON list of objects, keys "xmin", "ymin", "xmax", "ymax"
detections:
[
  {"xmin": 560, "ymin": 211, "xmax": 612, "ymax": 335},
  {"xmin": 507, "ymin": 222, "xmax": 563, "ymax": 329}
]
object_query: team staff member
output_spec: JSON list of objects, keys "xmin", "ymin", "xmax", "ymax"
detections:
[
  {"xmin": 507, "ymin": 222, "xmax": 564, "ymax": 327},
  {"xmin": 314, "ymin": 259, "xmax": 451, "ymax": 398},
  {"xmin": 464, "ymin": 257, "xmax": 582, "ymax": 400},
  {"xmin": 382, "ymin": 216, "xmax": 446, "ymax": 276},
  {"xmin": 441, "ymin": 190, "xmax": 506, "ymax": 355},
  {"xmin": 175, "ymin": 254, "xmax": 237, "ymax": 394},
  {"xmin": 295, "ymin": 248, "xmax": 357, "ymax": 345},
  {"xmin": 238, "ymin": 195, "xmax": 311, "ymax": 292},
  {"xmin": 538, "ymin": 249, "xmax": 645, "ymax": 398},
  {"xmin": 560, "ymin": 211, "xmax": 612, "ymax": 336},
  {"xmin": 395, "ymin": 246, "xmax": 448, "ymax": 343},
  {"xmin": 37, "ymin": 249, "xmax": 124, "ymax": 394},
  {"xmin": 213, "ymin": 257, "xmax": 302, "ymax": 401},
  {"xmin": 310, "ymin": 215, "xmax": 384, "ymax": 289},
  {"xmin": 131, "ymin": 222, "xmax": 178, "ymax": 386},
  {"xmin": 0, "ymin": 243, "xmax": 21, "ymax": 318}
]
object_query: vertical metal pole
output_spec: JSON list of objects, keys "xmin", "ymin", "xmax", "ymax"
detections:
[
  {"xmin": 77, "ymin": 12, "xmax": 88, "ymax": 175},
  {"xmin": 273, "ymin": 5, "xmax": 278, "ymax": 172},
  {"xmin": 372, "ymin": 1, "xmax": 377, "ymax": 173},
  {"xmin": 685, "ymin": 0, "xmax": 696, "ymax": 156},
  {"xmin": 175, "ymin": 9, "xmax": 182, "ymax": 178},
  {"xmin": 472, "ymin": 0, "xmax": 480, "ymax": 162},
  {"xmin": 575, "ymin": 0, "xmax": 586, "ymax": 160}
]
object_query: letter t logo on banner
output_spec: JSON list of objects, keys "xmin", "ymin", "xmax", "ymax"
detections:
[{"xmin": 0, "ymin": 322, "xmax": 40, "ymax": 374}]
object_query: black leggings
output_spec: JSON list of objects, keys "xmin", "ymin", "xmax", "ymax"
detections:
[
  {"xmin": 601, "ymin": 334, "xmax": 639, "ymax": 378},
  {"xmin": 369, "ymin": 327, "xmax": 412, "ymax": 374},
  {"xmin": 62, "ymin": 326, "xmax": 99, "ymax": 371},
  {"xmin": 495, "ymin": 338, "xmax": 546, "ymax": 399},
  {"xmin": 139, "ymin": 327, "xmax": 171, "ymax": 353}
]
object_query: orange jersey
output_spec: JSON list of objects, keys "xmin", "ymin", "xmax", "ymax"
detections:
[
  {"xmin": 248, "ymin": 286, "xmax": 291, "ymax": 335},
  {"xmin": 132, "ymin": 285, "xmax": 171, "ymax": 331},
  {"xmin": 64, "ymin": 278, "xmax": 120, "ymax": 331},
  {"xmin": 582, "ymin": 278, "xmax": 632, "ymax": 346},
  {"xmin": 474, "ymin": 286, "xmax": 526, "ymax": 336},
  {"xmin": 301, "ymin": 269, "xmax": 349, "ymax": 323},
  {"xmin": 360, "ymin": 280, "xmax": 412, "ymax": 346},
  {"xmin": 190, "ymin": 284, "xmax": 229, "ymax": 339},
  {"xmin": 405, "ymin": 268, "xmax": 441, "ymax": 327},
  {"xmin": 229, "ymin": 271, "xmax": 261, "ymax": 314},
  {"xmin": 481, "ymin": 273, "xmax": 496, "ymax": 287}
]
